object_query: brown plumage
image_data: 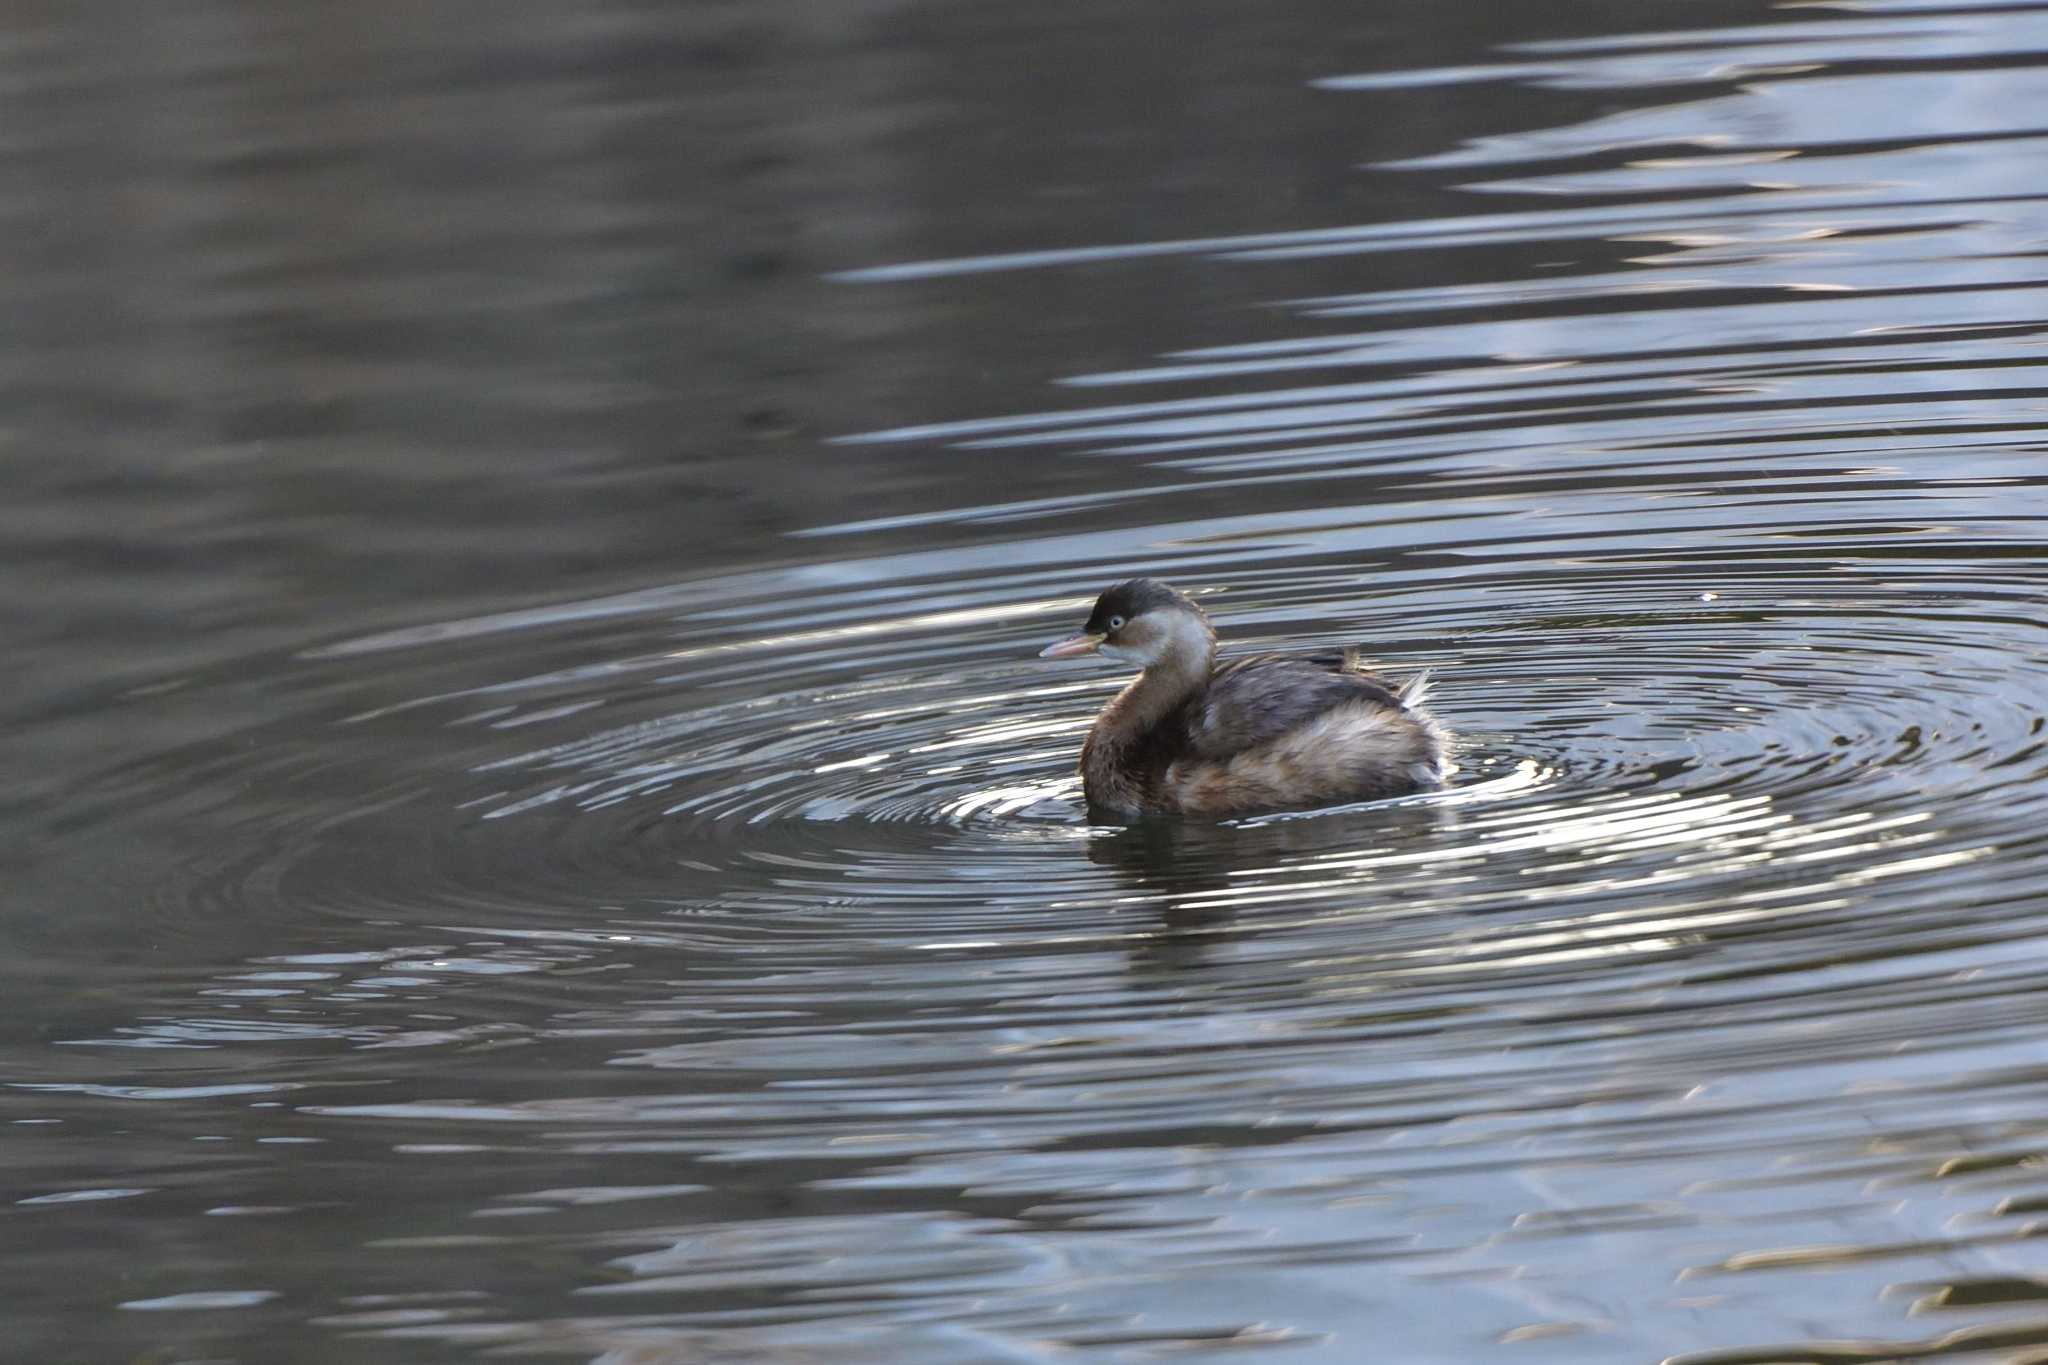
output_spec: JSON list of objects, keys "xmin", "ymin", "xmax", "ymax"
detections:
[{"xmin": 1040, "ymin": 578, "xmax": 1448, "ymax": 819}]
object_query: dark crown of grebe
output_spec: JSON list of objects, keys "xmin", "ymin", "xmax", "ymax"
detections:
[{"xmin": 1082, "ymin": 578, "xmax": 1199, "ymax": 636}]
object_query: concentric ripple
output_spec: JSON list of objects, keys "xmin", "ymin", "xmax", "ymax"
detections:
[{"xmin": 86, "ymin": 532, "xmax": 2047, "ymax": 990}]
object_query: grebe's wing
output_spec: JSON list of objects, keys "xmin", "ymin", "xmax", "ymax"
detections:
[{"xmin": 1184, "ymin": 654, "xmax": 1406, "ymax": 761}]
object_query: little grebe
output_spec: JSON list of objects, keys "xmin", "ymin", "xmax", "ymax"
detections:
[{"xmin": 1040, "ymin": 579, "xmax": 1447, "ymax": 818}]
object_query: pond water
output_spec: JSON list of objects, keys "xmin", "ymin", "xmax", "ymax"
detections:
[{"xmin": 6, "ymin": 1, "xmax": 2048, "ymax": 1360}]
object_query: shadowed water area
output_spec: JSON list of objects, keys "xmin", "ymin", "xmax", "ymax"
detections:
[{"xmin": 5, "ymin": 0, "xmax": 2048, "ymax": 1360}]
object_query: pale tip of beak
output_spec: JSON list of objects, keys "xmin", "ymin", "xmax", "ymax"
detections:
[{"xmin": 1038, "ymin": 633, "xmax": 1105, "ymax": 659}]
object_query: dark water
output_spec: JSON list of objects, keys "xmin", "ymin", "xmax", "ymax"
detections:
[{"xmin": 6, "ymin": 1, "xmax": 2048, "ymax": 1360}]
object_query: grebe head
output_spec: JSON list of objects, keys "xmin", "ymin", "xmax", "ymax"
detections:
[{"xmin": 1039, "ymin": 578, "xmax": 1213, "ymax": 669}]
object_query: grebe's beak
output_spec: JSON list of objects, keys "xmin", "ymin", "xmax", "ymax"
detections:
[{"xmin": 1038, "ymin": 632, "xmax": 1104, "ymax": 659}]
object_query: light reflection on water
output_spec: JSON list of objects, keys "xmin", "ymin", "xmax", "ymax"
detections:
[{"xmin": 5, "ymin": 1, "xmax": 2048, "ymax": 1363}]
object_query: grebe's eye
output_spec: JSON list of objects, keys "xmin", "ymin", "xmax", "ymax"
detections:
[{"xmin": 1107, "ymin": 615, "xmax": 1125, "ymax": 631}]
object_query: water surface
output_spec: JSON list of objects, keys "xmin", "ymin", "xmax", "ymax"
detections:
[{"xmin": 6, "ymin": 1, "xmax": 2048, "ymax": 1361}]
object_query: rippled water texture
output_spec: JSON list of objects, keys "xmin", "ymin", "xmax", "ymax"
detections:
[{"xmin": 7, "ymin": 2, "xmax": 2048, "ymax": 1361}]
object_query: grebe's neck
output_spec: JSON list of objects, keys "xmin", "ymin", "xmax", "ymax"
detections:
[
  {"xmin": 1079, "ymin": 609, "xmax": 1216, "ymax": 815},
  {"xmin": 1101, "ymin": 610, "xmax": 1217, "ymax": 736}
]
